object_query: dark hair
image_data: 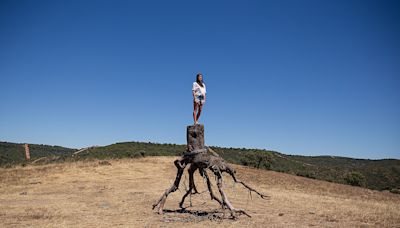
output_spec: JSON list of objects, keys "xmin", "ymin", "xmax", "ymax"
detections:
[{"xmin": 196, "ymin": 73, "xmax": 204, "ymax": 87}]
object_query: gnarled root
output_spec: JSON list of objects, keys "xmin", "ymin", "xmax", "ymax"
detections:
[
  {"xmin": 214, "ymin": 169, "xmax": 252, "ymax": 219},
  {"xmin": 152, "ymin": 152, "xmax": 268, "ymax": 219},
  {"xmin": 225, "ymin": 167, "xmax": 269, "ymax": 200},
  {"xmin": 152, "ymin": 158, "xmax": 187, "ymax": 214},
  {"xmin": 199, "ymin": 168, "xmax": 223, "ymax": 206},
  {"xmin": 179, "ymin": 164, "xmax": 199, "ymax": 208}
]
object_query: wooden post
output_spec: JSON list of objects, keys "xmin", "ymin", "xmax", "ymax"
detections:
[
  {"xmin": 24, "ymin": 144, "xmax": 30, "ymax": 160},
  {"xmin": 186, "ymin": 124, "xmax": 205, "ymax": 153}
]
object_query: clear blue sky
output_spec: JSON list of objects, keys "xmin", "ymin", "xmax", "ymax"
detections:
[{"xmin": 1, "ymin": 0, "xmax": 399, "ymax": 159}]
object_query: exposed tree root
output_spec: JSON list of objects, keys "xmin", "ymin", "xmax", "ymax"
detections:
[
  {"xmin": 199, "ymin": 168, "xmax": 223, "ymax": 206},
  {"xmin": 179, "ymin": 164, "xmax": 199, "ymax": 208},
  {"xmin": 152, "ymin": 147, "xmax": 269, "ymax": 219},
  {"xmin": 152, "ymin": 158, "xmax": 188, "ymax": 214}
]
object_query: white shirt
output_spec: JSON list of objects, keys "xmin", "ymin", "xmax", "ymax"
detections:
[{"xmin": 192, "ymin": 82, "xmax": 206, "ymax": 97}]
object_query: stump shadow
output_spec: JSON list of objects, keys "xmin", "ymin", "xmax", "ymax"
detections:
[{"xmin": 162, "ymin": 208, "xmax": 225, "ymax": 220}]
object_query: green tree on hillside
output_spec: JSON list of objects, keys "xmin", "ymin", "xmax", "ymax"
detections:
[{"xmin": 344, "ymin": 171, "xmax": 366, "ymax": 187}]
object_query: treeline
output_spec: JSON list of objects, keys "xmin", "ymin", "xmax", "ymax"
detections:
[{"xmin": 1, "ymin": 141, "xmax": 399, "ymax": 193}]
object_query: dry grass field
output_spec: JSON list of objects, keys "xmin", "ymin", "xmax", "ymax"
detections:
[{"xmin": 0, "ymin": 157, "xmax": 399, "ymax": 227}]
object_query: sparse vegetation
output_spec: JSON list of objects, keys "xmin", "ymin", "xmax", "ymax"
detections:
[
  {"xmin": 1, "ymin": 141, "xmax": 399, "ymax": 192},
  {"xmin": 344, "ymin": 171, "xmax": 366, "ymax": 187},
  {"xmin": 1, "ymin": 157, "xmax": 399, "ymax": 227}
]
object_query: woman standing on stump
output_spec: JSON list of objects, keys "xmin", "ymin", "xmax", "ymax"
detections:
[{"xmin": 192, "ymin": 73, "xmax": 206, "ymax": 125}]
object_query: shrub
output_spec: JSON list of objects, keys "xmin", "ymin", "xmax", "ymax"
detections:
[
  {"xmin": 390, "ymin": 188, "xmax": 400, "ymax": 194},
  {"xmin": 344, "ymin": 171, "xmax": 366, "ymax": 187}
]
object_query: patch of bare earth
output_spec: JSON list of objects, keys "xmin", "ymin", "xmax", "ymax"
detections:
[{"xmin": 0, "ymin": 157, "xmax": 399, "ymax": 227}]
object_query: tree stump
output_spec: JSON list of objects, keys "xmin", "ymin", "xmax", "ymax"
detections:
[
  {"xmin": 152, "ymin": 124, "xmax": 268, "ymax": 219},
  {"xmin": 186, "ymin": 124, "xmax": 205, "ymax": 152}
]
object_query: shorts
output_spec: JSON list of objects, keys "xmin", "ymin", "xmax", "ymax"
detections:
[{"xmin": 195, "ymin": 94, "xmax": 205, "ymax": 105}]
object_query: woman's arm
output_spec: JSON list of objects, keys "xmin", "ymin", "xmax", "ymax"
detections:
[
  {"xmin": 204, "ymin": 84, "xmax": 206, "ymax": 101},
  {"xmin": 192, "ymin": 82, "xmax": 197, "ymax": 100}
]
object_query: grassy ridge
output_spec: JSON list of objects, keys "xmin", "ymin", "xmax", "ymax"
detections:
[
  {"xmin": 1, "ymin": 141, "xmax": 399, "ymax": 192},
  {"xmin": 0, "ymin": 141, "xmax": 75, "ymax": 167}
]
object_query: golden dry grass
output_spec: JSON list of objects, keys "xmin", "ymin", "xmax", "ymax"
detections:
[{"xmin": 0, "ymin": 157, "xmax": 399, "ymax": 227}]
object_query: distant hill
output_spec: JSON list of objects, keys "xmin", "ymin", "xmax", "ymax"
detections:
[
  {"xmin": 0, "ymin": 141, "xmax": 76, "ymax": 166},
  {"xmin": 1, "ymin": 141, "xmax": 399, "ymax": 192}
]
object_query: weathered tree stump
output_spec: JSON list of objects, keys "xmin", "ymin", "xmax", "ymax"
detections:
[
  {"xmin": 152, "ymin": 124, "xmax": 268, "ymax": 219},
  {"xmin": 186, "ymin": 124, "xmax": 205, "ymax": 151}
]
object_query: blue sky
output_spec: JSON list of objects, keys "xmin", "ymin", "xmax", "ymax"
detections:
[{"xmin": 0, "ymin": 0, "xmax": 399, "ymax": 159}]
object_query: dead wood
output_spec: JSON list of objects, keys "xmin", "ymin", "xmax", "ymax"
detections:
[{"xmin": 152, "ymin": 124, "xmax": 268, "ymax": 219}]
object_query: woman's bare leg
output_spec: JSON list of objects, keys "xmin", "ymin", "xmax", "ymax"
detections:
[
  {"xmin": 196, "ymin": 104, "xmax": 202, "ymax": 122},
  {"xmin": 193, "ymin": 101, "xmax": 198, "ymax": 124}
]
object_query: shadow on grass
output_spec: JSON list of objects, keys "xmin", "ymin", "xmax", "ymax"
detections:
[{"xmin": 162, "ymin": 208, "xmax": 225, "ymax": 221}]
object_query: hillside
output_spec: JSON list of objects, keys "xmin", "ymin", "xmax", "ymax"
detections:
[
  {"xmin": 1, "ymin": 141, "xmax": 399, "ymax": 192},
  {"xmin": 0, "ymin": 157, "xmax": 399, "ymax": 227},
  {"xmin": 0, "ymin": 142, "xmax": 76, "ymax": 166}
]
